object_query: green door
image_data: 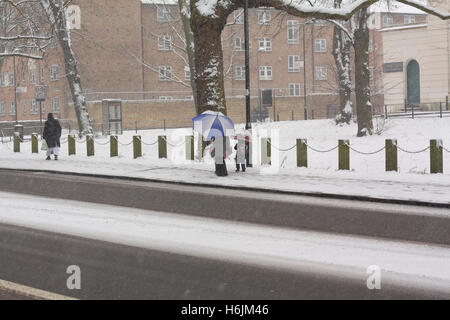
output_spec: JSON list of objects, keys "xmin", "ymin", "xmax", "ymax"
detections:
[{"xmin": 407, "ymin": 60, "xmax": 420, "ymax": 104}]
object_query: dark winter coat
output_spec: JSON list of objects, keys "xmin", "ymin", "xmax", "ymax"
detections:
[
  {"xmin": 43, "ymin": 116, "xmax": 62, "ymax": 148},
  {"xmin": 210, "ymin": 137, "xmax": 229, "ymax": 177}
]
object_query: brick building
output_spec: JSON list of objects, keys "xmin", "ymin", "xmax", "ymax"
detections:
[{"xmin": 0, "ymin": 0, "xmax": 427, "ymax": 132}]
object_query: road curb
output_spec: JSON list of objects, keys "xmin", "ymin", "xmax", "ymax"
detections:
[{"xmin": 0, "ymin": 279, "xmax": 77, "ymax": 300}]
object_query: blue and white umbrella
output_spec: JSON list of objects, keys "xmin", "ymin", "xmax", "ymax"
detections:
[{"xmin": 192, "ymin": 111, "xmax": 235, "ymax": 141}]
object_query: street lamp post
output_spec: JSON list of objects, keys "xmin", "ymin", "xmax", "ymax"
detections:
[
  {"xmin": 13, "ymin": 55, "xmax": 18, "ymax": 125},
  {"xmin": 244, "ymin": 0, "xmax": 252, "ymax": 167},
  {"xmin": 244, "ymin": 0, "xmax": 251, "ymax": 130},
  {"xmin": 303, "ymin": 22, "xmax": 308, "ymax": 120}
]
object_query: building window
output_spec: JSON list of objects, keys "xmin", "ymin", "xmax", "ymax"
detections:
[
  {"xmin": 157, "ymin": 6, "xmax": 170, "ymax": 22},
  {"xmin": 257, "ymin": 10, "xmax": 271, "ymax": 25},
  {"xmin": 8, "ymin": 72, "xmax": 15, "ymax": 86},
  {"xmin": 184, "ymin": 66, "xmax": 191, "ymax": 81},
  {"xmin": 23, "ymin": 101, "xmax": 27, "ymax": 115},
  {"xmin": 31, "ymin": 99, "xmax": 38, "ymax": 114},
  {"xmin": 157, "ymin": 35, "xmax": 172, "ymax": 51},
  {"xmin": 315, "ymin": 66, "xmax": 327, "ymax": 80},
  {"xmin": 0, "ymin": 74, "xmax": 5, "ymax": 87},
  {"xmin": 51, "ymin": 97, "xmax": 60, "ymax": 112},
  {"xmin": 289, "ymin": 83, "xmax": 300, "ymax": 97},
  {"xmin": 0, "ymin": 102, "xmax": 4, "ymax": 116},
  {"xmin": 50, "ymin": 65, "xmax": 58, "ymax": 81},
  {"xmin": 159, "ymin": 96, "xmax": 173, "ymax": 101},
  {"xmin": 383, "ymin": 15, "xmax": 393, "ymax": 26},
  {"xmin": 159, "ymin": 66, "xmax": 172, "ymax": 81},
  {"xmin": 369, "ymin": 39, "xmax": 373, "ymax": 52},
  {"xmin": 287, "ymin": 20, "xmax": 299, "ymax": 44},
  {"xmin": 258, "ymin": 38, "xmax": 272, "ymax": 52},
  {"xmin": 30, "ymin": 70, "xmax": 36, "ymax": 85},
  {"xmin": 288, "ymin": 55, "xmax": 303, "ymax": 72},
  {"xmin": 235, "ymin": 66, "xmax": 245, "ymax": 80},
  {"xmin": 235, "ymin": 37, "xmax": 245, "ymax": 51},
  {"xmin": 21, "ymin": 70, "xmax": 25, "ymax": 83},
  {"xmin": 40, "ymin": 67, "xmax": 45, "ymax": 83},
  {"xmin": 234, "ymin": 9, "xmax": 244, "ymax": 24},
  {"xmin": 404, "ymin": 15, "xmax": 415, "ymax": 24},
  {"xmin": 259, "ymin": 66, "xmax": 272, "ymax": 81},
  {"xmin": 9, "ymin": 101, "xmax": 16, "ymax": 115},
  {"xmin": 314, "ymin": 39, "xmax": 327, "ymax": 53}
]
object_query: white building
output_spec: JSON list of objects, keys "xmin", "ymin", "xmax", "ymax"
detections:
[{"xmin": 381, "ymin": 0, "xmax": 450, "ymax": 109}]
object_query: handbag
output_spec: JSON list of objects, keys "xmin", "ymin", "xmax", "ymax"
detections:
[{"xmin": 41, "ymin": 141, "xmax": 48, "ymax": 151}]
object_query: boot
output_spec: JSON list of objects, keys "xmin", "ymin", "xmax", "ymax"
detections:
[
  {"xmin": 54, "ymin": 155, "xmax": 58, "ymax": 161},
  {"xmin": 46, "ymin": 156, "xmax": 51, "ymax": 160}
]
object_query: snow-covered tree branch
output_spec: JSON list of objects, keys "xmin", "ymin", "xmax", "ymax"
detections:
[
  {"xmin": 190, "ymin": 0, "xmax": 450, "ymax": 115},
  {"xmin": 40, "ymin": 0, "xmax": 93, "ymax": 136}
]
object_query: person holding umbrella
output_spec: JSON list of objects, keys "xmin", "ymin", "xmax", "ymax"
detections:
[
  {"xmin": 210, "ymin": 136, "xmax": 229, "ymax": 176},
  {"xmin": 192, "ymin": 111, "xmax": 234, "ymax": 177}
]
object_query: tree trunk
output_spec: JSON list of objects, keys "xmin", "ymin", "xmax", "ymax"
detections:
[
  {"xmin": 332, "ymin": 0, "xmax": 352, "ymax": 125},
  {"xmin": 41, "ymin": 0, "xmax": 93, "ymax": 136},
  {"xmin": 353, "ymin": 9, "xmax": 373, "ymax": 137},
  {"xmin": 177, "ymin": 0, "xmax": 200, "ymax": 114},
  {"xmin": 190, "ymin": 6, "xmax": 228, "ymax": 115},
  {"xmin": 333, "ymin": 24, "xmax": 353, "ymax": 124}
]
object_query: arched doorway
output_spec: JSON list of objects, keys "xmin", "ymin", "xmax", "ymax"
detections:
[{"xmin": 407, "ymin": 60, "xmax": 420, "ymax": 104}]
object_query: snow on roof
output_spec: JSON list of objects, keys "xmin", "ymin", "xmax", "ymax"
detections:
[
  {"xmin": 370, "ymin": 1, "xmax": 427, "ymax": 14},
  {"xmin": 141, "ymin": 0, "xmax": 178, "ymax": 5}
]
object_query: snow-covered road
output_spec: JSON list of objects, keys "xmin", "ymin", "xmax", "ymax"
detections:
[{"xmin": 0, "ymin": 191, "xmax": 449, "ymax": 294}]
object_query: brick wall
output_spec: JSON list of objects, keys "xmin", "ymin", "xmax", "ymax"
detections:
[{"xmin": 62, "ymin": 93, "xmax": 341, "ymax": 133}]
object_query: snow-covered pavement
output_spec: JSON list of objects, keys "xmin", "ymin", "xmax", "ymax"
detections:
[
  {"xmin": 1, "ymin": 118, "xmax": 449, "ymax": 204},
  {"xmin": 0, "ymin": 191, "xmax": 449, "ymax": 293}
]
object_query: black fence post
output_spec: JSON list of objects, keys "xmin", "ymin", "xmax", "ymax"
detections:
[
  {"xmin": 412, "ymin": 104, "xmax": 415, "ymax": 119},
  {"xmin": 446, "ymin": 96, "xmax": 449, "ymax": 111},
  {"xmin": 384, "ymin": 105, "xmax": 388, "ymax": 119},
  {"xmin": 440, "ymin": 102, "xmax": 443, "ymax": 118},
  {"xmin": 304, "ymin": 108, "xmax": 307, "ymax": 120},
  {"xmin": 404, "ymin": 99, "xmax": 407, "ymax": 113}
]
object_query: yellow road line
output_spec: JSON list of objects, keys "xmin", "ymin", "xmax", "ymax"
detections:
[{"xmin": 0, "ymin": 279, "xmax": 77, "ymax": 300}]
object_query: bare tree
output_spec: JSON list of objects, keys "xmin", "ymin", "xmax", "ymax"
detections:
[
  {"xmin": 0, "ymin": 0, "xmax": 52, "ymax": 67},
  {"xmin": 40, "ymin": 0, "xmax": 93, "ymax": 135},
  {"xmin": 177, "ymin": 0, "xmax": 199, "ymax": 113}
]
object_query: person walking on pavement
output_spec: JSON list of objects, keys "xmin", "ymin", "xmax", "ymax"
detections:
[
  {"xmin": 210, "ymin": 136, "xmax": 229, "ymax": 177},
  {"xmin": 43, "ymin": 113, "xmax": 62, "ymax": 160}
]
